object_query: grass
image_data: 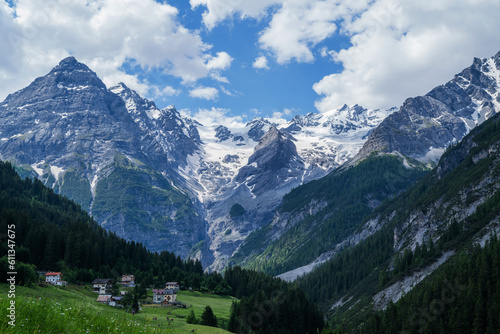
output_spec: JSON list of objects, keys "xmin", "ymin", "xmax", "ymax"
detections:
[{"xmin": 0, "ymin": 283, "xmax": 233, "ymax": 333}]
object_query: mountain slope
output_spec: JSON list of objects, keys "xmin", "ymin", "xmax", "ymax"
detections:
[
  {"xmin": 0, "ymin": 57, "xmax": 393, "ymax": 267},
  {"xmin": 296, "ymin": 110, "xmax": 500, "ymax": 324},
  {"xmin": 0, "ymin": 57, "xmax": 204, "ymax": 258},
  {"xmin": 231, "ymin": 154, "xmax": 427, "ymax": 276},
  {"xmin": 188, "ymin": 105, "xmax": 394, "ymax": 270},
  {"xmin": 230, "ymin": 51, "xmax": 500, "ymax": 277}
]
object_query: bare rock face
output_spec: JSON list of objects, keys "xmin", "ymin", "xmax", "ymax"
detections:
[
  {"xmin": 357, "ymin": 51, "xmax": 500, "ymax": 162},
  {"xmin": 235, "ymin": 126, "xmax": 303, "ymax": 196},
  {"xmin": 0, "ymin": 57, "xmax": 205, "ymax": 258}
]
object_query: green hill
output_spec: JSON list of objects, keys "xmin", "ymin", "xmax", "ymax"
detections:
[{"xmin": 0, "ymin": 283, "xmax": 232, "ymax": 333}]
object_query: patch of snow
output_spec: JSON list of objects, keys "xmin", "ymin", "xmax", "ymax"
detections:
[
  {"xmin": 90, "ymin": 174, "xmax": 99, "ymax": 197},
  {"xmin": 145, "ymin": 107, "xmax": 160, "ymax": 120},
  {"xmin": 50, "ymin": 165, "xmax": 65, "ymax": 180},
  {"xmin": 57, "ymin": 84, "xmax": 90, "ymax": 91},
  {"xmin": 31, "ymin": 162, "xmax": 45, "ymax": 177}
]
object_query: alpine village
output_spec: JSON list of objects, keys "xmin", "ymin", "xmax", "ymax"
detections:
[{"xmin": 2, "ymin": 3, "xmax": 500, "ymax": 334}]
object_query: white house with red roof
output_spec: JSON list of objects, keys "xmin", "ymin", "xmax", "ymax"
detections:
[{"xmin": 45, "ymin": 272, "xmax": 63, "ymax": 285}]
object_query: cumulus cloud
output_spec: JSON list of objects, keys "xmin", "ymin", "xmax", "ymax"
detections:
[
  {"xmin": 313, "ymin": 0, "xmax": 500, "ymax": 111},
  {"xmin": 189, "ymin": 86, "xmax": 219, "ymax": 100},
  {"xmin": 253, "ymin": 55, "xmax": 269, "ymax": 69},
  {"xmin": 190, "ymin": 0, "xmax": 500, "ymax": 112},
  {"xmin": 0, "ymin": 0, "xmax": 231, "ymax": 101},
  {"xmin": 258, "ymin": 1, "xmax": 343, "ymax": 64},
  {"xmin": 190, "ymin": 0, "xmax": 280, "ymax": 30},
  {"xmin": 181, "ymin": 107, "xmax": 245, "ymax": 128},
  {"xmin": 206, "ymin": 51, "xmax": 233, "ymax": 70}
]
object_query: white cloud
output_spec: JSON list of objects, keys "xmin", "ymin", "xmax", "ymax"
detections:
[
  {"xmin": 189, "ymin": 86, "xmax": 219, "ymax": 100},
  {"xmin": 313, "ymin": 0, "xmax": 500, "ymax": 111},
  {"xmin": 181, "ymin": 107, "xmax": 245, "ymax": 128},
  {"xmin": 253, "ymin": 55, "xmax": 269, "ymax": 69},
  {"xmin": 0, "ymin": 0, "xmax": 231, "ymax": 101},
  {"xmin": 161, "ymin": 86, "xmax": 181, "ymax": 96},
  {"xmin": 267, "ymin": 111, "xmax": 288, "ymax": 125},
  {"xmin": 258, "ymin": 1, "xmax": 344, "ymax": 64},
  {"xmin": 190, "ymin": 0, "xmax": 280, "ymax": 30},
  {"xmin": 206, "ymin": 51, "xmax": 233, "ymax": 70}
]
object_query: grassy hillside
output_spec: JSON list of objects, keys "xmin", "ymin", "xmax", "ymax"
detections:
[{"xmin": 0, "ymin": 283, "xmax": 233, "ymax": 333}]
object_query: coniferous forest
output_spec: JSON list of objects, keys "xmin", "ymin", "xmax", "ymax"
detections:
[
  {"xmin": 0, "ymin": 160, "xmax": 323, "ymax": 333},
  {"xmin": 338, "ymin": 235, "xmax": 500, "ymax": 333}
]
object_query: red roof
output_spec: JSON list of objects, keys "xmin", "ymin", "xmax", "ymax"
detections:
[{"xmin": 45, "ymin": 272, "xmax": 62, "ymax": 276}]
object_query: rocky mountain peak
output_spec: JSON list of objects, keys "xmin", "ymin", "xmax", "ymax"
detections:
[
  {"xmin": 244, "ymin": 126, "xmax": 299, "ymax": 173},
  {"xmin": 355, "ymin": 50, "xmax": 500, "ymax": 163},
  {"xmin": 52, "ymin": 56, "xmax": 92, "ymax": 72}
]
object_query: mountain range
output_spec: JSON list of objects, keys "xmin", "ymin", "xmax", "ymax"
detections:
[
  {"xmin": 0, "ymin": 51, "xmax": 499, "ymax": 276},
  {"xmin": 0, "ymin": 56, "xmax": 393, "ymax": 269}
]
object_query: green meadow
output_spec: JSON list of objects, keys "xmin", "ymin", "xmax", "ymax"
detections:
[{"xmin": 0, "ymin": 284, "xmax": 235, "ymax": 333}]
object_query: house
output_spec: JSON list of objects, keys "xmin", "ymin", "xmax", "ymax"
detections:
[
  {"xmin": 152, "ymin": 288, "xmax": 177, "ymax": 304},
  {"xmin": 45, "ymin": 272, "xmax": 63, "ymax": 285},
  {"xmin": 165, "ymin": 282, "xmax": 179, "ymax": 292},
  {"xmin": 119, "ymin": 274, "xmax": 135, "ymax": 287},
  {"xmin": 92, "ymin": 278, "xmax": 113, "ymax": 294},
  {"xmin": 55, "ymin": 280, "xmax": 68, "ymax": 286},
  {"xmin": 109, "ymin": 296, "xmax": 123, "ymax": 307},
  {"xmin": 96, "ymin": 295, "xmax": 112, "ymax": 304}
]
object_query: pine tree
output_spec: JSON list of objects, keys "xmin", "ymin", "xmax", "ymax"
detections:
[
  {"xmin": 200, "ymin": 305, "xmax": 217, "ymax": 327},
  {"xmin": 186, "ymin": 309, "xmax": 197, "ymax": 324}
]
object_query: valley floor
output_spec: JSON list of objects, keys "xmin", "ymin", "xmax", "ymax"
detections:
[{"xmin": 0, "ymin": 283, "xmax": 234, "ymax": 333}]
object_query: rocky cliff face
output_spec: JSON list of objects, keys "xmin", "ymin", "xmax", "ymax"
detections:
[
  {"xmin": 356, "ymin": 51, "xmax": 500, "ymax": 162},
  {"xmin": 0, "ymin": 57, "xmax": 205, "ymax": 258}
]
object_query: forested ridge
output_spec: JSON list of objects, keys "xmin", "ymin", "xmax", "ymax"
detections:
[
  {"xmin": 299, "ymin": 111, "xmax": 500, "ymax": 332},
  {"xmin": 349, "ymin": 235, "xmax": 500, "ymax": 333},
  {"xmin": 0, "ymin": 160, "xmax": 324, "ymax": 333},
  {"xmin": 236, "ymin": 154, "xmax": 428, "ymax": 276}
]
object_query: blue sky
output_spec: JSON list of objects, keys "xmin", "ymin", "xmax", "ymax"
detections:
[{"xmin": 1, "ymin": 0, "xmax": 500, "ymax": 123}]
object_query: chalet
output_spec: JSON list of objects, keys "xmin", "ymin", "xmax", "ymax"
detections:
[
  {"xmin": 152, "ymin": 288, "xmax": 177, "ymax": 304},
  {"xmin": 119, "ymin": 274, "xmax": 135, "ymax": 287},
  {"xmin": 165, "ymin": 282, "xmax": 179, "ymax": 292},
  {"xmin": 92, "ymin": 278, "xmax": 113, "ymax": 294},
  {"xmin": 96, "ymin": 295, "xmax": 112, "ymax": 304},
  {"xmin": 45, "ymin": 272, "xmax": 63, "ymax": 285}
]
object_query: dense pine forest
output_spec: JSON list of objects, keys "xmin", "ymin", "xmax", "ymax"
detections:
[
  {"xmin": 349, "ymin": 235, "xmax": 500, "ymax": 333},
  {"xmin": 0, "ymin": 160, "xmax": 323, "ymax": 333}
]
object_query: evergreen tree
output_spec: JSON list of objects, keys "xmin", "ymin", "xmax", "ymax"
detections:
[
  {"xmin": 200, "ymin": 305, "xmax": 217, "ymax": 327},
  {"xmin": 186, "ymin": 309, "xmax": 197, "ymax": 324}
]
